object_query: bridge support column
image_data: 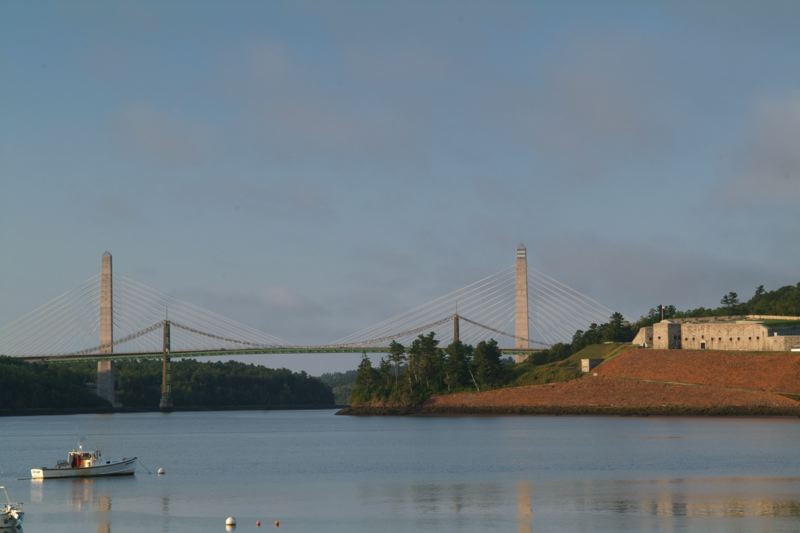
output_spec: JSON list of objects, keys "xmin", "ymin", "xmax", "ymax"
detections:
[
  {"xmin": 514, "ymin": 244, "xmax": 530, "ymax": 363},
  {"xmin": 97, "ymin": 252, "xmax": 120, "ymax": 406},
  {"xmin": 159, "ymin": 320, "xmax": 173, "ymax": 411},
  {"xmin": 453, "ymin": 314, "xmax": 460, "ymax": 344}
]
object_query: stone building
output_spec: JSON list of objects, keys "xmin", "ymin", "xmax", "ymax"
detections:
[{"xmin": 633, "ymin": 316, "xmax": 800, "ymax": 352}]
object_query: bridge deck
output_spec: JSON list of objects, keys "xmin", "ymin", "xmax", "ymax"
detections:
[{"xmin": 17, "ymin": 346, "xmax": 541, "ymax": 363}]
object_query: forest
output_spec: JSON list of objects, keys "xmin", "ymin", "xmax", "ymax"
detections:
[{"xmin": 0, "ymin": 358, "xmax": 334, "ymax": 412}]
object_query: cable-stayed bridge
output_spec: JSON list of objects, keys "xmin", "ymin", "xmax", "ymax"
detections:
[{"xmin": 0, "ymin": 247, "xmax": 614, "ymax": 408}]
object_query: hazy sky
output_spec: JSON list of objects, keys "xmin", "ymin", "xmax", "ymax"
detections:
[{"xmin": 2, "ymin": 1, "xmax": 799, "ymax": 373}]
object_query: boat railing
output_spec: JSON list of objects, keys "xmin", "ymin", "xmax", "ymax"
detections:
[{"xmin": 0, "ymin": 486, "xmax": 22, "ymax": 508}]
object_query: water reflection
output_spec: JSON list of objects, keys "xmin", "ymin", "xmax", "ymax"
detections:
[
  {"xmin": 29, "ymin": 477, "xmax": 115, "ymax": 531},
  {"xmin": 356, "ymin": 480, "xmax": 535, "ymax": 531},
  {"xmin": 161, "ymin": 496, "xmax": 170, "ymax": 533},
  {"xmin": 570, "ymin": 477, "xmax": 800, "ymax": 519},
  {"xmin": 69, "ymin": 479, "xmax": 111, "ymax": 533},
  {"xmin": 356, "ymin": 475, "xmax": 800, "ymax": 531},
  {"xmin": 516, "ymin": 481, "xmax": 533, "ymax": 533}
]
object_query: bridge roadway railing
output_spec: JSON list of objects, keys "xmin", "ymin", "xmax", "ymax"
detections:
[{"xmin": 16, "ymin": 346, "xmax": 541, "ymax": 363}]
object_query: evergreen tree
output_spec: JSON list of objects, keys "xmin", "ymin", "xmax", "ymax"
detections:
[
  {"xmin": 472, "ymin": 339, "xmax": 503, "ymax": 389},
  {"xmin": 387, "ymin": 340, "xmax": 406, "ymax": 386},
  {"xmin": 409, "ymin": 332, "xmax": 444, "ymax": 393},
  {"xmin": 721, "ymin": 291, "xmax": 739, "ymax": 308},
  {"xmin": 444, "ymin": 341, "xmax": 472, "ymax": 392},
  {"xmin": 378, "ymin": 357, "xmax": 394, "ymax": 401},
  {"xmin": 351, "ymin": 353, "xmax": 379, "ymax": 404}
]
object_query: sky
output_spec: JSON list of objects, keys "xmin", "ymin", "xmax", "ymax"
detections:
[{"xmin": 2, "ymin": 1, "xmax": 799, "ymax": 374}]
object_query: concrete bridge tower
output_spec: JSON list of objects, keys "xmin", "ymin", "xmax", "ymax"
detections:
[
  {"xmin": 514, "ymin": 244, "xmax": 530, "ymax": 362},
  {"xmin": 97, "ymin": 252, "xmax": 118, "ymax": 406}
]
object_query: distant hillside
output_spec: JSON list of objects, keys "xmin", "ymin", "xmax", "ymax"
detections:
[
  {"xmin": 0, "ymin": 356, "xmax": 109, "ymax": 412},
  {"xmin": 318, "ymin": 370, "xmax": 357, "ymax": 405}
]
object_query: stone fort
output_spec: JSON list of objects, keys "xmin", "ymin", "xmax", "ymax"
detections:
[{"xmin": 633, "ymin": 315, "xmax": 800, "ymax": 352}]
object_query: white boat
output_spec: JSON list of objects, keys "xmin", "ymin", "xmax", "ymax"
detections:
[
  {"xmin": 1, "ymin": 486, "xmax": 23, "ymax": 531},
  {"xmin": 31, "ymin": 445, "xmax": 136, "ymax": 480}
]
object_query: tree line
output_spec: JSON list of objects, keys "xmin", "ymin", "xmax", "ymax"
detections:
[
  {"xmin": 0, "ymin": 356, "xmax": 109, "ymax": 411},
  {"xmin": 635, "ymin": 282, "xmax": 800, "ymax": 326},
  {"xmin": 0, "ymin": 357, "xmax": 334, "ymax": 412},
  {"xmin": 116, "ymin": 359, "xmax": 334, "ymax": 408},
  {"xmin": 350, "ymin": 334, "xmax": 509, "ymax": 406}
]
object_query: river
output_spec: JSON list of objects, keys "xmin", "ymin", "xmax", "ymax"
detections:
[{"xmin": 1, "ymin": 410, "xmax": 798, "ymax": 532}]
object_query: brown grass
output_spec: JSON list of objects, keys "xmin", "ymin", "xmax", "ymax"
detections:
[
  {"xmin": 596, "ymin": 349, "xmax": 800, "ymax": 394},
  {"xmin": 341, "ymin": 348, "xmax": 800, "ymax": 416},
  {"xmin": 425, "ymin": 375, "xmax": 799, "ymax": 413}
]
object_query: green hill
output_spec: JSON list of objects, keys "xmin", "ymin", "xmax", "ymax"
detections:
[
  {"xmin": 512, "ymin": 343, "xmax": 632, "ymax": 387},
  {"xmin": 568, "ymin": 343, "xmax": 632, "ymax": 363}
]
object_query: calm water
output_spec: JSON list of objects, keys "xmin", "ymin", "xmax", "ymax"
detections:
[{"xmin": 1, "ymin": 410, "xmax": 799, "ymax": 532}]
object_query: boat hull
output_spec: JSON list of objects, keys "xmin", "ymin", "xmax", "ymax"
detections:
[
  {"xmin": 31, "ymin": 457, "xmax": 137, "ymax": 479},
  {"xmin": 1, "ymin": 509, "xmax": 23, "ymax": 531}
]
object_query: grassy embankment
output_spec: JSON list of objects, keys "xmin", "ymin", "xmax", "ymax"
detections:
[{"xmin": 511, "ymin": 342, "xmax": 632, "ymax": 386}]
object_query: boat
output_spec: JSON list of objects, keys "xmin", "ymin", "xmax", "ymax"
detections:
[
  {"xmin": 30, "ymin": 444, "xmax": 136, "ymax": 479},
  {"xmin": 1, "ymin": 486, "xmax": 23, "ymax": 531}
]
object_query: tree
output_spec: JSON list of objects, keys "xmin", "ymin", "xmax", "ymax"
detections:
[
  {"xmin": 351, "ymin": 353, "xmax": 379, "ymax": 404},
  {"xmin": 721, "ymin": 291, "xmax": 739, "ymax": 308},
  {"xmin": 444, "ymin": 341, "xmax": 472, "ymax": 392},
  {"xmin": 377, "ymin": 357, "xmax": 394, "ymax": 401},
  {"xmin": 387, "ymin": 340, "xmax": 406, "ymax": 386},
  {"xmin": 409, "ymin": 332, "xmax": 444, "ymax": 393},
  {"xmin": 472, "ymin": 339, "xmax": 503, "ymax": 389}
]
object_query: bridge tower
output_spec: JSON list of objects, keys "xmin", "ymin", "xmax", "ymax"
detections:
[
  {"xmin": 96, "ymin": 252, "xmax": 119, "ymax": 406},
  {"xmin": 514, "ymin": 244, "xmax": 530, "ymax": 363},
  {"xmin": 159, "ymin": 320, "xmax": 173, "ymax": 411}
]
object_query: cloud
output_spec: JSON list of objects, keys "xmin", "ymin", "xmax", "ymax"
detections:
[
  {"xmin": 218, "ymin": 40, "xmax": 423, "ymax": 162},
  {"xmin": 113, "ymin": 103, "xmax": 213, "ymax": 164},
  {"xmin": 534, "ymin": 233, "xmax": 786, "ymax": 321},
  {"xmin": 195, "ymin": 179, "xmax": 337, "ymax": 223},
  {"xmin": 722, "ymin": 94, "xmax": 800, "ymax": 205},
  {"xmin": 176, "ymin": 285, "xmax": 329, "ymax": 343},
  {"xmin": 514, "ymin": 33, "xmax": 683, "ymax": 181}
]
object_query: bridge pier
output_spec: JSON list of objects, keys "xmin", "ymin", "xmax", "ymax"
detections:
[
  {"xmin": 96, "ymin": 360, "xmax": 117, "ymax": 406},
  {"xmin": 159, "ymin": 320, "xmax": 173, "ymax": 411},
  {"xmin": 97, "ymin": 252, "xmax": 120, "ymax": 406},
  {"xmin": 453, "ymin": 313, "xmax": 460, "ymax": 344}
]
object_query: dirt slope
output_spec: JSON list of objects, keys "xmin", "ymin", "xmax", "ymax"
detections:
[
  {"xmin": 425, "ymin": 375, "xmax": 799, "ymax": 414},
  {"xmin": 416, "ymin": 348, "xmax": 800, "ymax": 416},
  {"xmin": 595, "ymin": 349, "xmax": 800, "ymax": 394}
]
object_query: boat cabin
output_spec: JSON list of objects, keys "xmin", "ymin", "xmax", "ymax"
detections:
[{"xmin": 66, "ymin": 449, "xmax": 101, "ymax": 469}]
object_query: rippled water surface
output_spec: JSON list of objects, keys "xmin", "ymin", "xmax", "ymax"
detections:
[{"xmin": 1, "ymin": 410, "xmax": 799, "ymax": 532}]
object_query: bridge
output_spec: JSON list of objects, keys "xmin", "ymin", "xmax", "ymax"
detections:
[{"xmin": 0, "ymin": 246, "xmax": 614, "ymax": 409}]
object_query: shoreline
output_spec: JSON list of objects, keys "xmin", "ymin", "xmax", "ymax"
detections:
[
  {"xmin": 0, "ymin": 404, "xmax": 342, "ymax": 418},
  {"xmin": 337, "ymin": 405, "xmax": 800, "ymax": 417}
]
